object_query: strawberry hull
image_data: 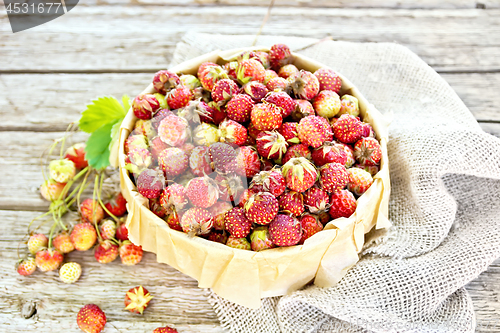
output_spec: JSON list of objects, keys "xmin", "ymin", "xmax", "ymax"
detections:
[{"xmin": 118, "ymin": 47, "xmax": 391, "ymax": 309}]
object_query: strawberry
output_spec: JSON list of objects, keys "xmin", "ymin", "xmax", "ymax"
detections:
[
  {"xmin": 158, "ymin": 114, "xmax": 190, "ymax": 147},
  {"xmin": 224, "ymin": 61, "xmax": 239, "ymax": 81},
  {"xmin": 235, "ymin": 146, "xmax": 261, "ymax": 178},
  {"xmin": 99, "ymin": 219, "xmax": 117, "ymax": 240},
  {"xmin": 178, "ymin": 100, "xmax": 212, "ymax": 123},
  {"xmin": 160, "ymin": 183, "xmax": 188, "ymax": 212},
  {"xmin": 180, "ymin": 74, "xmax": 201, "ymax": 90},
  {"xmin": 40, "ymin": 179, "xmax": 67, "ymax": 201},
  {"xmin": 124, "ymin": 286, "xmax": 153, "ymax": 314},
  {"xmin": 153, "ymin": 326, "xmax": 178, "ymax": 333},
  {"xmin": 158, "ymin": 147, "xmax": 189, "ymax": 178},
  {"xmin": 313, "ymin": 90, "xmax": 341, "ymax": 118},
  {"xmin": 318, "ymin": 211, "xmax": 330, "ymax": 225},
  {"xmin": 151, "ymin": 108, "xmax": 174, "ymax": 130},
  {"xmin": 71, "ymin": 222, "xmax": 97, "ymax": 251},
  {"xmin": 264, "ymin": 91, "xmax": 296, "ymax": 118},
  {"xmin": 17, "ymin": 257, "xmax": 36, "ymax": 276},
  {"xmin": 125, "ymin": 148, "xmax": 153, "ymax": 175},
  {"xmin": 291, "ymin": 99, "xmax": 315, "ymax": 121},
  {"xmin": 355, "ymin": 163, "xmax": 379, "ymax": 176},
  {"xmin": 215, "ymin": 174, "xmax": 245, "ymax": 203},
  {"xmin": 116, "ymin": 221, "xmax": 129, "ymax": 241},
  {"xmin": 332, "ymin": 114, "xmax": 364, "ymax": 144},
  {"xmin": 269, "ymin": 44, "xmax": 293, "ymax": 70},
  {"xmin": 282, "ymin": 144, "xmax": 311, "ymax": 165},
  {"xmin": 254, "ymin": 51, "xmax": 271, "ymax": 68},
  {"xmin": 256, "ymin": 131, "xmax": 288, "ymax": 160},
  {"xmin": 28, "ymin": 233, "xmax": 48, "ymax": 254},
  {"xmin": 134, "ymin": 119, "xmax": 156, "ymax": 139},
  {"xmin": 297, "ymin": 115, "xmax": 333, "ymax": 149},
  {"xmin": 287, "ymin": 70, "xmax": 319, "ymax": 100},
  {"xmin": 268, "ymin": 214, "xmax": 302, "ymax": 246},
  {"xmin": 209, "ymin": 142, "xmax": 239, "ymax": 174},
  {"xmin": 237, "ymin": 58, "xmax": 266, "ymax": 84},
  {"xmin": 354, "ymin": 137, "xmax": 382, "ymax": 166},
  {"xmin": 251, "ymin": 102, "xmax": 283, "ymax": 131},
  {"xmin": 347, "ymin": 168, "xmax": 374, "ymax": 196},
  {"xmin": 59, "ymin": 262, "xmax": 82, "ymax": 284},
  {"xmin": 77, "ymin": 304, "xmax": 106, "ymax": 333},
  {"xmin": 278, "ymin": 64, "xmax": 299, "ymax": 79},
  {"xmin": 264, "ymin": 69, "xmax": 279, "ymax": 84},
  {"xmin": 94, "ymin": 240, "xmax": 119, "ymax": 264},
  {"xmin": 278, "ymin": 122, "xmax": 300, "ymax": 144},
  {"xmin": 319, "ymin": 162, "xmax": 349, "ymax": 193},
  {"xmin": 282, "ymin": 157, "xmax": 318, "ymax": 192},
  {"xmin": 266, "ymin": 77, "xmax": 288, "ymax": 92},
  {"xmin": 242, "ymin": 81, "xmax": 268, "ymax": 102},
  {"xmin": 119, "ymin": 241, "xmax": 143, "ymax": 265},
  {"xmin": 340, "ymin": 142, "xmax": 356, "ymax": 168},
  {"xmin": 218, "ymin": 119, "xmax": 248, "ymax": 146},
  {"xmin": 49, "ymin": 159, "xmax": 76, "ymax": 183},
  {"xmin": 35, "ymin": 248, "xmax": 63, "ymax": 272},
  {"xmin": 225, "ymin": 207, "xmax": 252, "ymax": 238},
  {"xmin": 311, "ymin": 141, "xmax": 347, "ymax": 167},
  {"xmin": 104, "ymin": 192, "xmax": 127, "ymax": 217},
  {"xmin": 52, "ymin": 231, "xmax": 74, "ymax": 254},
  {"xmin": 299, "ymin": 214, "xmax": 323, "ymax": 243},
  {"xmin": 226, "ymin": 93, "xmax": 254, "ymax": 123},
  {"xmin": 278, "ymin": 191, "xmax": 304, "ymax": 216},
  {"xmin": 198, "ymin": 63, "xmax": 228, "ymax": 91},
  {"xmin": 329, "ymin": 189, "xmax": 357, "ymax": 219},
  {"xmin": 210, "ymin": 201, "xmax": 233, "ymax": 230},
  {"xmin": 361, "ymin": 122, "xmax": 376, "ymax": 138},
  {"xmin": 314, "ymin": 68, "xmax": 342, "ymax": 93},
  {"xmin": 303, "ymin": 187, "xmax": 330, "ymax": 214},
  {"xmin": 237, "ymin": 188, "xmax": 257, "ymax": 208},
  {"xmin": 226, "ymin": 236, "xmax": 251, "ymax": 250},
  {"xmin": 150, "ymin": 197, "xmax": 168, "ymax": 218},
  {"xmin": 167, "ymin": 86, "xmax": 193, "ymax": 110},
  {"xmin": 152, "ymin": 70, "xmax": 180, "ymax": 95},
  {"xmin": 180, "ymin": 207, "xmax": 213, "ymax": 236},
  {"xmin": 64, "ymin": 143, "xmax": 88, "ymax": 169},
  {"xmin": 186, "ymin": 177, "xmax": 219, "ymax": 208},
  {"xmin": 189, "ymin": 146, "xmax": 212, "ymax": 177},
  {"xmin": 212, "ymin": 78, "xmax": 239, "ymax": 105},
  {"xmin": 192, "ymin": 122, "xmax": 220, "ymax": 146},
  {"xmin": 80, "ymin": 199, "xmax": 105, "ymax": 224},
  {"xmin": 207, "ymin": 230, "xmax": 229, "ymax": 244},
  {"xmin": 250, "ymin": 226, "xmax": 275, "ymax": 251},
  {"xmin": 250, "ymin": 169, "xmax": 286, "ymax": 197},
  {"xmin": 132, "ymin": 94, "xmax": 160, "ymax": 120},
  {"xmin": 165, "ymin": 210, "xmax": 183, "ymax": 231},
  {"xmin": 124, "ymin": 133, "xmax": 149, "ymax": 154},
  {"xmin": 338, "ymin": 94, "xmax": 359, "ymax": 117},
  {"xmin": 244, "ymin": 192, "xmax": 279, "ymax": 225},
  {"xmin": 136, "ymin": 168, "xmax": 165, "ymax": 199}
]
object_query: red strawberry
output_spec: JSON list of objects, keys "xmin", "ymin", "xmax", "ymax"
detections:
[
  {"xmin": 80, "ymin": 198, "xmax": 105, "ymax": 224},
  {"xmin": 165, "ymin": 210, "xmax": 183, "ymax": 231},
  {"xmin": 247, "ymin": 122, "xmax": 262, "ymax": 140},
  {"xmin": 347, "ymin": 168, "xmax": 374, "ymax": 196},
  {"xmin": 319, "ymin": 162, "xmax": 349, "ymax": 193},
  {"xmin": 157, "ymin": 114, "xmax": 190, "ymax": 147},
  {"xmin": 226, "ymin": 93, "xmax": 254, "ymax": 123},
  {"xmin": 160, "ymin": 183, "xmax": 188, "ymax": 212},
  {"xmin": 71, "ymin": 222, "xmax": 97, "ymax": 251},
  {"xmin": 125, "ymin": 148, "xmax": 153, "ymax": 175},
  {"xmin": 151, "ymin": 108, "xmax": 174, "ymax": 130},
  {"xmin": 244, "ymin": 192, "xmax": 279, "ymax": 225},
  {"xmin": 261, "ymin": 158, "xmax": 274, "ymax": 172},
  {"xmin": 256, "ymin": 131, "xmax": 288, "ymax": 160},
  {"xmin": 136, "ymin": 168, "xmax": 165, "ymax": 199},
  {"xmin": 314, "ymin": 68, "xmax": 342, "ymax": 93},
  {"xmin": 355, "ymin": 163, "xmax": 379, "ymax": 176},
  {"xmin": 40, "ymin": 179, "xmax": 67, "ymax": 201},
  {"xmin": 250, "ymin": 169, "xmax": 286, "ymax": 197},
  {"xmin": 167, "ymin": 86, "xmax": 193, "ymax": 110},
  {"xmin": 180, "ymin": 207, "xmax": 213, "ymax": 236},
  {"xmin": 153, "ymin": 326, "xmax": 178, "ymax": 333},
  {"xmin": 340, "ymin": 142, "xmax": 356, "ymax": 168},
  {"xmin": 209, "ymin": 142, "xmax": 239, "ymax": 174},
  {"xmin": 215, "ymin": 174, "xmax": 245, "ymax": 203},
  {"xmin": 287, "ymin": 70, "xmax": 319, "ymax": 100},
  {"xmin": 223, "ymin": 61, "xmax": 239, "ymax": 81},
  {"xmin": 17, "ymin": 257, "xmax": 36, "ymax": 276},
  {"xmin": 53, "ymin": 231, "xmax": 75, "ymax": 254},
  {"xmin": 225, "ymin": 207, "xmax": 252, "ymax": 238},
  {"xmin": 207, "ymin": 230, "xmax": 229, "ymax": 244},
  {"xmin": 236, "ymin": 146, "xmax": 261, "ymax": 178},
  {"xmin": 291, "ymin": 99, "xmax": 315, "ymax": 121},
  {"xmin": 361, "ymin": 122, "xmax": 376, "ymax": 138},
  {"xmin": 208, "ymin": 101, "xmax": 228, "ymax": 125},
  {"xmin": 268, "ymin": 214, "xmax": 302, "ymax": 246},
  {"xmin": 264, "ymin": 69, "xmax": 279, "ymax": 84},
  {"xmin": 124, "ymin": 286, "xmax": 153, "ymax": 314},
  {"xmin": 28, "ymin": 233, "xmax": 48, "ymax": 254},
  {"xmin": 116, "ymin": 221, "xmax": 129, "ymax": 241},
  {"xmin": 64, "ymin": 143, "xmax": 88, "ymax": 169},
  {"xmin": 104, "ymin": 192, "xmax": 127, "ymax": 217},
  {"xmin": 226, "ymin": 236, "xmax": 251, "ymax": 250},
  {"xmin": 153, "ymin": 70, "xmax": 180, "ymax": 95},
  {"xmin": 313, "ymin": 90, "xmax": 341, "ymax": 118},
  {"xmin": 119, "ymin": 241, "xmax": 143, "ymax": 265},
  {"xmin": 297, "ymin": 115, "xmax": 333, "ymax": 149},
  {"xmin": 266, "ymin": 77, "xmax": 288, "ymax": 92},
  {"xmin": 212, "ymin": 78, "xmax": 239, "ymax": 105},
  {"xmin": 264, "ymin": 91, "xmax": 296, "ymax": 118},
  {"xmin": 278, "ymin": 191, "xmax": 304, "ymax": 216},
  {"xmin": 132, "ymin": 94, "xmax": 160, "ymax": 120},
  {"xmin": 210, "ymin": 201, "xmax": 233, "ymax": 230},
  {"xmin": 318, "ymin": 211, "xmax": 330, "ymax": 225},
  {"xmin": 332, "ymin": 114, "xmax": 364, "ymax": 144},
  {"xmin": 94, "ymin": 240, "xmax": 119, "ymax": 264},
  {"xmin": 278, "ymin": 122, "xmax": 300, "ymax": 144},
  {"xmin": 269, "ymin": 44, "xmax": 293, "ymax": 70},
  {"xmin": 282, "ymin": 144, "xmax": 311, "ymax": 165},
  {"xmin": 237, "ymin": 188, "xmax": 257, "ymax": 208},
  {"xmin": 242, "ymin": 81, "xmax": 268, "ymax": 102},
  {"xmin": 77, "ymin": 304, "xmax": 106, "ymax": 333},
  {"xmin": 311, "ymin": 141, "xmax": 347, "ymax": 167},
  {"xmin": 299, "ymin": 214, "xmax": 323, "ymax": 243},
  {"xmin": 237, "ymin": 58, "xmax": 266, "ymax": 84},
  {"xmin": 149, "ymin": 197, "xmax": 168, "ymax": 218},
  {"xmin": 329, "ymin": 189, "xmax": 357, "ymax": 219},
  {"xmin": 218, "ymin": 119, "xmax": 248, "ymax": 146},
  {"xmin": 250, "ymin": 226, "xmax": 275, "ymax": 251},
  {"xmin": 338, "ymin": 94, "xmax": 359, "ymax": 117},
  {"xmin": 303, "ymin": 187, "xmax": 330, "ymax": 214},
  {"xmin": 278, "ymin": 64, "xmax": 299, "ymax": 79},
  {"xmin": 158, "ymin": 147, "xmax": 189, "ymax": 178},
  {"xmin": 189, "ymin": 146, "xmax": 212, "ymax": 177},
  {"xmin": 198, "ymin": 61, "xmax": 218, "ymax": 78},
  {"xmin": 198, "ymin": 63, "xmax": 227, "ymax": 91},
  {"xmin": 282, "ymin": 157, "xmax": 318, "ymax": 192},
  {"xmin": 124, "ymin": 133, "xmax": 148, "ymax": 154},
  {"xmin": 251, "ymin": 102, "xmax": 283, "ymax": 131},
  {"xmin": 186, "ymin": 177, "xmax": 219, "ymax": 208},
  {"xmin": 354, "ymin": 137, "xmax": 382, "ymax": 166},
  {"xmin": 35, "ymin": 248, "xmax": 63, "ymax": 272}
]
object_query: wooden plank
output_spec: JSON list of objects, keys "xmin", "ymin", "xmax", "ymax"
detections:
[
  {"xmin": 1, "ymin": 7, "xmax": 500, "ymax": 72},
  {"xmin": 479, "ymin": 122, "xmax": 500, "ymax": 137}
]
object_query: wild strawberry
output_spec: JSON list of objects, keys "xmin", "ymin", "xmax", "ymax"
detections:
[
  {"xmin": 317, "ymin": 211, "xmax": 330, "ymax": 225},
  {"xmin": 77, "ymin": 304, "xmax": 106, "ymax": 333},
  {"xmin": 226, "ymin": 236, "xmax": 251, "ymax": 250},
  {"xmin": 198, "ymin": 63, "xmax": 227, "ymax": 91},
  {"xmin": 158, "ymin": 114, "xmax": 190, "ymax": 147},
  {"xmin": 355, "ymin": 164, "xmax": 379, "ymax": 176},
  {"xmin": 319, "ymin": 162, "xmax": 349, "ymax": 193},
  {"xmin": 104, "ymin": 192, "xmax": 127, "ymax": 217},
  {"xmin": 179, "ymin": 74, "xmax": 200, "ymax": 90},
  {"xmin": 94, "ymin": 240, "xmax": 119, "ymax": 264},
  {"xmin": 278, "ymin": 64, "xmax": 299, "ymax": 79},
  {"xmin": 247, "ymin": 122, "xmax": 262, "ymax": 140},
  {"xmin": 256, "ymin": 131, "xmax": 288, "ymax": 160},
  {"xmin": 278, "ymin": 191, "xmax": 304, "ymax": 216},
  {"xmin": 266, "ymin": 77, "xmax": 288, "ymax": 92},
  {"xmin": 53, "ymin": 232, "xmax": 75, "ymax": 254},
  {"xmin": 291, "ymin": 99, "xmax": 315, "ymax": 121},
  {"xmin": 268, "ymin": 214, "xmax": 302, "ymax": 246},
  {"xmin": 132, "ymin": 94, "xmax": 160, "ymax": 120},
  {"xmin": 116, "ymin": 221, "xmax": 129, "ymax": 241},
  {"xmin": 236, "ymin": 146, "xmax": 261, "ymax": 178},
  {"xmin": 59, "ymin": 262, "xmax": 82, "ymax": 284},
  {"xmin": 338, "ymin": 94, "xmax": 359, "ymax": 117},
  {"xmin": 150, "ymin": 197, "xmax": 168, "ymax": 218},
  {"xmin": 209, "ymin": 142, "xmax": 239, "ymax": 174},
  {"xmin": 269, "ymin": 44, "xmax": 293, "ymax": 70},
  {"xmin": 332, "ymin": 114, "xmax": 364, "ymax": 144},
  {"xmin": 329, "ymin": 189, "xmax": 357, "ymax": 219},
  {"xmin": 237, "ymin": 58, "xmax": 266, "ymax": 84},
  {"xmin": 210, "ymin": 201, "xmax": 233, "ymax": 230},
  {"xmin": 249, "ymin": 226, "xmax": 274, "ymax": 251},
  {"xmin": 158, "ymin": 147, "xmax": 189, "ymax": 178},
  {"xmin": 223, "ymin": 61, "xmax": 239, "ymax": 81},
  {"xmin": 192, "ymin": 122, "xmax": 220, "ymax": 146},
  {"xmin": 297, "ymin": 115, "xmax": 333, "ymax": 149},
  {"xmin": 120, "ymin": 241, "xmax": 143, "ymax": 265},
  {"xmin": 185, "ymin": 177, "xmax": 219, "ymax": 209},
  {"xmin": 136, "ymin": 168, "xmax": 165, "ymax": 199},
  {"xmin": 125, "ymin": 148, "xmax": 153, "ymax": 175},
  {"xmin": 64, "ymin": 143, "xmax": 88, "ymax": 169},
  {"xmin": 124, "ymin": 133, "xmax": 149, "ymax": 154},
  {"xmin": 242, "ymin": 81, "xmax": 268, "ymax": 102},
  {"xmin": 314, "ymin": 68, "xmax": 342, "ymax": 93},
  {"xmin": 340, "ymin": 142, "xmax": 356, "ymax": 168},
  {"xmin": 264, "ymin": 91, "xmax": 296, "ymax": 118},
  {"xmin": 282, "ymin": 144, "xmax": 311, "ymax": 165},
  {"xmin": 299, "ymin": 214, "xmax": 323, "ymax": 243},
  {"xmin": 99, "ymin": 219, "xmax": 117, "ymax": 240},
  {"xmin": 153, "ymin": 326, "xmax": 178, "ymax": 333},
  {"xmin": 180, "ymin": 207, "xmax": 213, "ymax": 236},
  {"xmin": 40, "ymin": 179, "xmax": 67, "ymax": 201},
  {"xmin": 218, "ymin": 119, "xmax": 248, "ymax": 146},
  {"xmin": 250, "ymin": 169, "xmax": 286, "ymax": 197},
  {"xmin": 49, "ymin": 159, "xmax": 76, "ymax": 183},
  {"xmin": 311, "ymin": 141, "xmax": 347, "ymax": 167},
  {"xmin": 237, "ymin": 188, "xmax": 256, "ymax": 208},
  {"xmin": 188, "ymin": 147, "xmax": 211, "ymax": 178},
  {"xmin": 255, "ymin": 51, "xmax": 271, "ymax": 68},
  {"xmin": 303, "ymin": 187, "xmax": 329, "ymax": 214},
  {"xmin": 278, "ymin": 122, "xmax": 300, "ymax": 144},
  {"xmin": 354, "ymin": 137, "xmax": 382, "ymax": 166},
  {"xmin": 164, "ymin": 210, "xmax": 182, "ymax": 231},
  {"xmin": 347, "ymin": 168, "xmax": 374, "ymax": 196},
  {"xmin": 313, "ymin": 90, "xmax": 341, "ymax": 118},
  {"xmin": 251, "ymin": 102, "xmax": 283, "ymax": 131},
  {"xmin": 226, "ymin": 94, "xmax": 254, "ymax": 123},
  {"xmin": 361, "ymin": 122, "xmax": 376, "ymax": 138},
  {"xmin": 207, "ymin": 230, "xmax": 229, "ymax": 244},
  {"xmin": 287, "ymin": 70, "xmax": 319, "ymax": 100},
  {"xmin": 134, "ymin": 119, "xmax": 156, "ymax": 139},
  {"xmin": 153, "ymin": 70, "xmax": 180, "ymax": 95},
  {"xmin": 282, "ymin": 157, "xmax": 318, "ymax": 192},
  {"xmin": 151, "ymin": 108, "xmax": 174, "ymax": 130},
  {"xmin": 215, "ymin": 174, "xmax": 245, "ymax": 203},
  {"xmin": 167, "ymin": 86, "xmax": 193, "ymax": 110},
  {"xmin": 124, "ymin": 286, "xmax": 153, "ymax": 314},
  {"xmin": 244, "ymin": 192, "xmax": 279, "ymax": 225},
  {"xmin": 212, "ymin": 79, "xmax": 239, "ymax": 105},
  {"xmin": 71, "ymin": 222, "xmax": 97, "ymax": 251},
  {"xmin": 264, "ymin": 69, "xmax": 279, "ymax": 84},
  {"xmin": 17, "ymin": 257, "xmax": 36, "ymax": 276},
  {"xmin": 28, "ymin": 233, "xmax": 48, "ymax": 254},
  {"xmin": 35, "ymin": 248, "xmax": 63, "ymax": 272},
  {"xmin": 160, "ymin": 183, "xmax": 188, "ymax": 212},
  {"xmin": 225, "ymin": 207, "xmax": 252, "ymax": 238}
]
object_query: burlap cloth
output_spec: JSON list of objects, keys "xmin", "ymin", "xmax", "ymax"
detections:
[{"xmin": 170, "ymin": 32, "xmax": 500, "ymax": 332}]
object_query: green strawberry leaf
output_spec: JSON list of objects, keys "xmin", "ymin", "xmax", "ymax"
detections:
[
  {"xmin": 79, "ymin": 96, "xmax": 127, "ymax": 133},
  {"xmin": 121, "ymin": 94, "xmax": 131, "ymax": 113},
  {"xmin": 108, "ymin": 120, "xmax": 122, "ymax": 168},
  {"xmin": 84, "ymin": 121, "xmax": 117, "ymax": 170}
]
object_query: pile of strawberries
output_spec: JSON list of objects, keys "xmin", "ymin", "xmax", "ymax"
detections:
[{"xmin": 124, "ymin": 43, "xmax": 382, "ymax": 251}]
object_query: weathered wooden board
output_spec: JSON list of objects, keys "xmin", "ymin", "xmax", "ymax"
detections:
[{"xmin": 1, "ymin": 7, "xmax": 500, "ymax": 72}]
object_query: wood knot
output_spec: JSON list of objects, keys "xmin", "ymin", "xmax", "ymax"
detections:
[{"xmin": 22, "ymin": 300, "xmax": 37, "ymax": 319}]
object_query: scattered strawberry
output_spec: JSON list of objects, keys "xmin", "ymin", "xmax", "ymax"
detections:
[
  {"xmin": 153, "ymin": 326, "xmax": 178, "ymax": 333},
  {"xmin": 282, "ymin": 143, "xmax": 311, "ymax": 165},
  {"xmin": 104, "ymin": 192, "xmax": 127, "ymax": 217},
  {"xmin": 119, "ymin": 241, "xmax": 143, "ymax": 265},
  {"xmin": 282, "ymin": 157, "xmax": 318, "ymax": 192},
  {"xmin": 53, "ymin": 231, "xmax": 75, "ymax": 254},
  {"xmin": 235, "ymin": 146, "xmax": 261, "ymax": 178},
  {"xmin": 218, "ymin": 119, "xmax": 248, "ymax": 146},
  {"xmin": 332, "ymin": 114, "xmax": 364, "ymax": 144},
  {"xmin": 278, "ymin": 191, "xmax": 304, "ymax": 216},
  {"xmin": 338, "ymin": 94, "xmax": 359, "ymax": 117},
  {"xmin": 71, "ymin": 222, "xmax": 97, "ymax": 251},
  {"xmin": 209, "ymin": 142, "xmax": 239, "ymax": 174},
  {"xmin": 124, "ymin": 286, "xmax": 153, "ymax": 314},
  {"xmin": 329, "ymin": 189, "xmax": 357, "ymax": 219},
  {"xmin": 225, "ymin": 207, "xmax": 252, "ymax": 238},
  {"xmin": 299, "ymin": 214, "xmax": 323, "ymax": 243},
  {"xmin": 49, "ymin": 159, "xmax": 76, "ymax": 183},
  {"xmin": 256, "ymin": 131, "xmax": 288, "ymax": 160},
  {"xmin": 35, "ymin": 248, "xmax": 63, "ymax": 272},
  {"xmin": 291, "ymin": 99, "xmax": 315, "ymax": 121},
  {"xmin": 152, "ymin": 70, "xmax": 180, "ymax": 95},
  {"xmin": 242, "ymin": 81, "xmax": 268, "ymax": 102},
  {"xmin": 17, "ymin": 257, "xmax": 36, "ymax": 276},
  {"xmin": 311, "ymin": 141, "xmax": 347, "ymax": 167},
  {"xmin": 158, "ymin": 147, "xmax": 189, "ymax": 178},
  {"xmin": 226, "ymin": 93, "xmax": 254, "ymax": 123},
  {"xmin": 354, "ymin": 137, "xmax": 382, "ymax": 166},
  {"xmin": 64, "ymin": 143, "xmax": 88, "ymax": 169},
  {"xmin": 278, "ymin": 122, "xmax": 300, "ymax": 144},
  {"xmin": 314, "ymin": 68, "xmax": 342, "ymax": 93},
  {"xmin": 244, "ymin": 192, "xmax": 279, "ymax": 225},
  {"xmin": 226, "ymin": 236, "xmax": 251, "ymax": 250},
  {"xmin": 237, "ymin": 58, "xmax": 266, "ymax": 84},
  {"xmin": 210, "ymin": 201, "xmax": 233, "ymax": 230},
  {"xmin": 250, "ymin": 169, "xmax": 286, "ymax": 197},
  {"xmin": 347, "ymin": 168, "xmax": 374, "ymax": 196},
  {"xmin": 250, "ymin": 226, "xmax": 275, "ymax": 251},
  {"xmin": 167, "ymin": 86, "xmax": 193, "ymax": 110},
  {"xmin": 99, "ymin": 219, "xmax": 117, "ymax": 240},
  {"xmin": 40, "ymin": 179, "xmax": 67, "ymax": 201},
  {"xmin": 313, "ymin": 90, "xmax": 341, "ymax": 118},
  {"xmin": 180, "ymin": 207, "xmax": 213, "ymax": 236},
  {"xmin": 266, "ymin": 77, "xmax": 288, "ymax": 91},
  {"xmin": 28, "ymin": 233, "xmax": 48, "ymax": 255},
  {"xmin": 278, "ymin": 64, "xmax": 299, "ymax": 79},
  {"xmin": 77, "ymin": 304, "xmax": 106, "ymax": 333},
  {"xmin": 251, "ymin": 102, "xmax": 283, "ymax": 131},
  {"xmin": 269, "ymin": 44, "xmax": 293, "ymax": 70},
  {"xmin": 268, "ymin": 214, "xmax": 302, "ymax": 246},
  {"xmin": 297, "ymin": 115, "xmax": 333, "ymax": 148},
  {"xmin": 59, "ymin": 262, "xmax": 82, "ymax": 284},
  {"xmin": 287, "ymin": 70, "xmax": 319, "ymax": 100},
  {"xmin": 80, "ymin": 199, "xmax": 105, "ymax": 224},
  {"xmin": 158, "ymin": 114, "xmax": 190, "ymax": 147},
  {"xmin": 264, "ymin": 91, "xmax": 296, "ymax": 118},
  {"xmin": 303, "ymin": 187, "xmax": 330, "ymax": 214},
  {"xmin": 132, "ymin": 94, "xmax": 160, "ymax": 120},
  {"xmin": 319, "ymin": 162, "xmax": 349, "ymax": 193}
]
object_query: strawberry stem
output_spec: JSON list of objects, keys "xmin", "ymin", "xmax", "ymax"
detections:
[
  {"xmin": 96, "ymin": 171, "xmax": 120, "ymax": 223},
  {"xmin": 93, "ymin": 173, "xmax": 103, "ymax": 242}
]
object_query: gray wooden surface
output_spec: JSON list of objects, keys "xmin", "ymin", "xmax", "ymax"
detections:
[{"xmin": 1, "ymin": 1, "xmax": 499, "ymax": 332}]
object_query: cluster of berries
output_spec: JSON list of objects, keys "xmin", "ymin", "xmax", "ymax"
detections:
[{"xmin": 124, "ymin": 43, "xmax": 382, "ymax": 250}]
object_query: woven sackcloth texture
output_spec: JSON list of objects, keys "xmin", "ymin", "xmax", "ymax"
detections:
[{"xmin": 170, "ymin": 32, "xmax": 500, "ymax": 333}]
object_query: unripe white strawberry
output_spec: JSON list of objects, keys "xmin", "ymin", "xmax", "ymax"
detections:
[
  {"xmin": 49, "ymin": 159, "xmax": 76, "ymax": 183},
  {"xmin": 28, "ymin": 233, "xmax": 48, "ymax": 255},
  {"xmin": 40, "ymin": 179, "xmax": 67, "ymax": 201},
  {"xmin": 59, "ymin": 262, "xmax": 82, "ymax": 284}
]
